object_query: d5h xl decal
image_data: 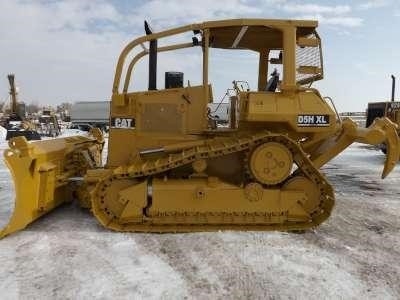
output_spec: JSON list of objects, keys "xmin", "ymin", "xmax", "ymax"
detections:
[{"xmin": 297, "ymin": 115, "xmax": 329, "ymax": 127}]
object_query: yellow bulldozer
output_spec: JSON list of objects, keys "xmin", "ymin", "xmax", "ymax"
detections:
[{"xmin": 1, "ymin": 18, "xmax": 399, "ymax": 239}]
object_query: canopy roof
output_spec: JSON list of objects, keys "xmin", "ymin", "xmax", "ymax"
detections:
[{"xmin": 200, "ymin": 19, "xmax": 318, "ymax": 51}]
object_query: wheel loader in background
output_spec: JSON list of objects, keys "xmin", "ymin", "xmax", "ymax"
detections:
[{"xmin": 1, "ymin": 18, "xmax": 399, "ymax": 239}]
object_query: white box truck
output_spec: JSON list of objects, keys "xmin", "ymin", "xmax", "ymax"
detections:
[{"xmin": 70, "ymin": 101, "xmax": 110, "ymax": 131}]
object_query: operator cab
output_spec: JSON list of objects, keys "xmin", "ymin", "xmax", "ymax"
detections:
[{"xmin": 111, "ymin": 19, "xmax": 325, "ymax": 136}]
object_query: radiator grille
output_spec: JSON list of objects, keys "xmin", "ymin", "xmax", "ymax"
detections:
[{"xmin": 141, "ymin": 103, "xmax": 182, "ymax": 133}]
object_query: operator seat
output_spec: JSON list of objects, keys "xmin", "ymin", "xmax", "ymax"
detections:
[{"xmin": 266, "ymin": 68, "xmax": 280, "ymax": 92}]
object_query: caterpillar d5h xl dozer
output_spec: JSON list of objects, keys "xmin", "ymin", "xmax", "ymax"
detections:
[{"xmin": 1, "ymin": 19, "xmax": 399, "ymax": 239}]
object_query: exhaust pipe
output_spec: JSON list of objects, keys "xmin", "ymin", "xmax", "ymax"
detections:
[
  {"xmin": 391, "ymin": 74, "xmax": 395, "ymax": 102},
  {"xmin": 145, "ymin": 20, "xmax": 157, "ymax": 90}
]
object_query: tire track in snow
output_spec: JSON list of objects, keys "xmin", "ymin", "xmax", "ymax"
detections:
[{"xmin": 135, "ymin": 233, "xmax": 276, "ymax": 299}]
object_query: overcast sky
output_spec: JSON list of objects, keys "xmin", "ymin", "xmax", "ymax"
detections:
[{"xmin": 1, "ymin": 0, "xmax": 399, "ymax": 112}]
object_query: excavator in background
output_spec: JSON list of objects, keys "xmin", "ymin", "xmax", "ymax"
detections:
[
  {"xmin": 1, "ymin": 18, "xmax": 399, "ymax": 239},
  {"xmin": 366, "ymin": 75, "xmax": 400, "ymax": 153},
  {"xmin": 1, "ymin": 74, "xmax": 41, "ymax": 140}
]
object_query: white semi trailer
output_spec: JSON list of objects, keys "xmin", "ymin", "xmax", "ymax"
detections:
[{"xmin": 70, "ymin": 101, "xmax": 110, "ymax": 131}]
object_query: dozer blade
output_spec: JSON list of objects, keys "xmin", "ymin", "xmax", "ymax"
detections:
[{"xmin": 0, "ymin": 129, "xmax": 103, "ymax": 239}]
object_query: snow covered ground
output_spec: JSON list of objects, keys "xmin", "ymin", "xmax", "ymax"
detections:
[{"xmin": 0, "ymin": 139, "xmax": 399, "ymax": 299}]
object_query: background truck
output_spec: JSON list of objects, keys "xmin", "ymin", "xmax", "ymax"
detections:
[
  {"xmin": 366, "ymin": 75, "xmax": 399, "ymax": 153},
  {"xmin": 70, "ymin": 101, "xmax": 110, "ymax": 131}
]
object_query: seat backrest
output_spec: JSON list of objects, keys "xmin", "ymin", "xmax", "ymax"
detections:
[
  {"xmin": 266, "ymin": 75, "xmax": 279, "ymax": 92},
  {"xmin": 266, "ymin": 69, "xmax": 280, "ymax": 92}
]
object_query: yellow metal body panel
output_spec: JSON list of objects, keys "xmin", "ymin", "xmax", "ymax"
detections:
[
  {"xmin": 107, "ymin": 85, "xmax": 211, "ymax": 167},
  {"xmin": 239, "ymin": 90, "xmax": 335, "ymax": 133}
]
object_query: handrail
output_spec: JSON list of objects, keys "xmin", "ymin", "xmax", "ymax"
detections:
[
  {"xmin": 113, "ymin": 24, "xmax": 200, "ymax": 94},
  {"xmin": 123, "ymin": 42, "xmax": 196, "ymax": 93},
  {"xmin": 324, "ymin": 96, "xmax": 341, "ymax": 124},
  {"xmin": 113, "ymin": 19, "xmax": 319, "ymax": 94}
]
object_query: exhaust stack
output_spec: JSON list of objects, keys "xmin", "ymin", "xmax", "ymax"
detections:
[
  {"xmin": 145, "ymin": 20, "xmax": 157, "ymax": 90},
  {"xmin": 391, "ymin": 74, "xmax": 395, "ymax": 102}
]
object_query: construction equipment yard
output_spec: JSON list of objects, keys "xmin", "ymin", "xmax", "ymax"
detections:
[
  {"xmin": 1, "ymin": 10, "xmax": 400, "ymax": 299},
  {"xmin": 0, "ymin": 139, "xmax": 399, "ymax": 299}
]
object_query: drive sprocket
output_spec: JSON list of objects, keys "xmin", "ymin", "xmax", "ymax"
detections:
[{"xmin": 248, "ymin": 141, "xmax": 293, "ymax": 185}]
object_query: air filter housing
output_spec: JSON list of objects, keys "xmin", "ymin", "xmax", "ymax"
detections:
[{"xmin": 165, "ymin": 72, "xmax": 183, "ymax": 89}]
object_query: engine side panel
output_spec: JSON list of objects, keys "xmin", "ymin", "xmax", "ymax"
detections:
[
  {"xmin": 239, "ymin": 90, "xmax": 336, "ymax": 133},
  {"xmin": 107, "ymin": 85, "xmax": 211, "ymax": 167}
]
